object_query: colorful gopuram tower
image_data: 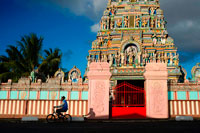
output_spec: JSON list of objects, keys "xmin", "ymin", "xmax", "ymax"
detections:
[{"xmin": 86, "ymin": 0, "xmax": 181, "ymax": 87}]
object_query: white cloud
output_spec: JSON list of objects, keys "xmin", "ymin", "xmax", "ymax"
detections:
[
  {"xmin": 92, "ymin": 0, "xmax": 107, "ymax": 13},
  {"xmin": 90, "ymin": 23, "xmax": 100, "ymax": 33},
  {"xmin": 170, "ymin": 20, "xmax": 199, "ymax": 31},
  {"xmin": 33, "ymin": 0, "xmax": 107, "ymax": 21}
]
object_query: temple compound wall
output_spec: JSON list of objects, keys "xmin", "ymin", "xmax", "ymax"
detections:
[
  {"xmin": 168, "ymin": 82, "xmax": 200, "ymax": 117},
  {"xmin": 0, "ymin": 67, "xmax": 89, "ymax": 118},
  {"xmin": 0, "ymin": 63, "xmax": 200, "ymax": 119}
]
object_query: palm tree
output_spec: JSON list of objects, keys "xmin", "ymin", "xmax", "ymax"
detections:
[
  {"xmin": 17, "ymin": 33, "xmax": 43, "ymax": 72},
  {"xmin": 0, "ymin": 33, "xmax": 43, "ymax": 82},
  {"xmin": 39, "ymin": 48, "xmax": 62, "ymax": 78}
]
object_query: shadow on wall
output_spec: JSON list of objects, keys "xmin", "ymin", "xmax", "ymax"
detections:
[{"xmin": 84, "ymin": 108, "xmax": 96, "ymax": 119}]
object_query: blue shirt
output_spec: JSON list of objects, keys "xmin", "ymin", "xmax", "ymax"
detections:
[{"xmin": 62, "ymin": 100, "xmax": 68, "ymax": 111}]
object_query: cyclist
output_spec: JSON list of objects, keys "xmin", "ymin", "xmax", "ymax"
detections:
[{"xmin": 54, "ymin": 96, "xmax": 68, "ymax": 117}]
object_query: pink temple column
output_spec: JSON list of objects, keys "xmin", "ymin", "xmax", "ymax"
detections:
[
  {"xmin": 144, "ymin": 63, "xmax": 169, "ymax": 119},
  {"xmin": 87, "ymin": 62, "xmax": 112, "ymax": 119}
]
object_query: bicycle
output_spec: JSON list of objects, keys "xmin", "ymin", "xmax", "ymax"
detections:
[{"xmin": 46, "ymin": 108, "xmax": 72, "ymax": 123}]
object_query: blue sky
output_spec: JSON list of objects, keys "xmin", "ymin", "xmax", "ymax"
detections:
[
  {"xmin": 0, "ymin": 0, "xmax": 97, "ymax": 75},
  {"xmin": 0, "ymin": 0, "xmax": 200, "ymax": 78}
]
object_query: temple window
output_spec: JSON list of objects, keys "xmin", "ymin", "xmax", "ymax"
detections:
[
  {"xmin": 70, "ymin": 91, "xmax": 79, "ymax": 100},
  {"xmin": 177, "ymin": 91, "xmax": 187, "ymax": 100},
  {"xmin": 0, "ymin": 91, "xmax": 8, "ymax": 99},
  {"xmin": 29, "ymin": 91, "xmax": 37, "ymax": 100},
  {"xmin": 10, "ymin": 91, "xmax": 18, "ymax": 99},
  {"xmin": 81, "ymin": 91, "xmax": 88, "ymax": 100}
]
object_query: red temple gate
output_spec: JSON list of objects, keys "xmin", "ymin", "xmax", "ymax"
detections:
[{"xmin": 112, "ymin": 81, "xmax": 146, "ymax": 119}]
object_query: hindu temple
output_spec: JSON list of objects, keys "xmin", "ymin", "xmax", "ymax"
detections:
[{"xmin": 0, "ymin": 0, "xmax": 200, "ymax": 120}]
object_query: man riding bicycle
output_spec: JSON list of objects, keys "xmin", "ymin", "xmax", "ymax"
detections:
[{"xmin": 54, "ymin": 96, "xmax": 68, "ymax": 116}]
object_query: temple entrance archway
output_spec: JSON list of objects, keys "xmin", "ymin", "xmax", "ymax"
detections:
[{"xmin": 112, "ymin": 80, "xmax": 146, "ymax": 119}]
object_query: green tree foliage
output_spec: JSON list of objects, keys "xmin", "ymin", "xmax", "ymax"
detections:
[
  {"xmin": 39, "ymin": 48, "xmax": 62, "ymax": 78},
  {"xmin": 0, "ymin": 33, "xmax": 63, "ymax": 82}
]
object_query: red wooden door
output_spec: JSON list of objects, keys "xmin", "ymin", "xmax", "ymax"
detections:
[{"xmin": 112, "ymin": 81, "xmax": 146, "ymax": 119}]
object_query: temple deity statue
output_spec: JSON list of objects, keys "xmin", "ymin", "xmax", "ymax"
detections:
[
  {"xmin": 161, "ymin": 51, "xmax": 164, "ymax": 63},
  {"xmin": 161, "ymin": 30, "xmax": 166, "ymax": 44},
  {"xmin": 71, "ymin": 71, "xmax": 78, "ymax": 83},
  {"xmin": 161, "ymin": 37, "xmax": 166, "ymax": 45},
  {"xmin": 110, "ymin": 21, "xmax": 114, "ymax": 29},
  {"xmin": 142, "ymin": 18, "xmax": 148, "ymax": 27},
  {"xmin": 97, "ymin": 42, "xmax": 100, "ymax": 49},
  {"xmin": 174, "ymin": 54, "xmax": 179, "ymax": 66},
  {"xmin": 116, "ymin": 52, "xmax": 121, "ymax": 67},
  {"xmin": 125, "ymin": 46, "xmax": 137, "ymax": 65},
  {"xmin": 99, "ymin": 37, "xmax": 104, "ymax": 46},
  {"xmin": 142, "ymin": 51, "xmax": 145, "ymax": 65},
  {"xmin": 124, "ymin": 16, "xmax": 129, "ymax": 28},
  {"xmin": 153, "ymin": 52, "xmax": 157, "ymax": 63},
  {"xmin": 177, "ymin": 54, "xmax": 180, "ymax": 66},
  {"xmin": 104, "ymin": 54, "xmax": 108, "ymax": 62},
  {"xmin": 150, "ymin": 7, "xmax": 155, "ymax": 15},
  {"xmin": 46, "ymin": 75, "xmax": 50, "ymax": 83},
  {"xmin": 129, "ymin": 52, "xmax": 134, "ymax": 64},
  {"xmin": 115, "ymin": 52, "xmax": 118, "ymax": 66},
  {"xmin": 143, "ymin": 50, "xmax": 149, "ymax": 64},
  {"xmin": 170, "ymin": 53, "xmax": 173, "ymax": 65},
  {"xmin": 121, "ymin": 53, "xmax": 125, "ymax": 66},
  {"xmin": 155, "ymin": 0, "xmax": 159, "ymax": 4},
  {"xmin": 142, "ymin": 55, "xmax": 145, "ymax": 65},
  {"xmin": 110, "ymin": 5, "xmax": 116, "ymax": 16},
  {"xmin": 151, "ymin": 19, "xmax": 155, "ymax": 28},
  {"xmin": 157, "ymin": 18, "xmax": 161, "ymax": 28},
  {"xmin": 135, "ymin": 52, "xmax": 141, "ymax": 65},
  {"xmin": 87, "ymin": 55, "xmax": 91, "ymax": 66},
  {"xmin": 101, "ymin": 54, "xmax": 104, "ymax": 62},
  {"xmin": 117, "ymin": 19, "xmax": 122, "ymax": 28},
  {"xmin": 149, "ymin": 54, "xmax": 153, "ymax": 63},
  {"xmin": 152, "ymin": 34, "xmax": 157, "ymax": 45},
  {"xmin": 54, "ymin": 68, "xmax": 65, "ymax": 83},
  {"xmin": 162, "ymin": 19, "xmax": 166, "ymax": 28},
  {"xmin": 136, "ymin": 17, "xmax": 140, "ymax": 27},
  {"xmin": 109, "ymin": 54, "xmax": 113, "ymax": 67},
  {"xmin": 124, "ymin": 52, "xmax": 127, "ymax": 66},
  {"xmin": 104, "ymin": 8, "xmax": 110, "ymax": 16},
  {"xmin": 107, "ymin": 18, "xmax": 110, "ymax": 29},
  {"xmin": 103, "ymin": 20, "xmax": 107, "ymax": 29},
  {"xmin": 30, "ymin": 70, "xmax": 36, "ymax": 83},
  {"xmin": 138, "ymin": 52, "xmax": 141, "ymax": 65},
  {"xmin": 92, "ymin": 56, "xmax": 95, "ymax": 62},
  {"xmin": 157, "ymin": 53, "xmax": 161, "ymax": 63}
]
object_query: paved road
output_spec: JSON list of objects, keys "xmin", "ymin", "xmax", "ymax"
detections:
[{"xmin": 0, "ymin": 120, "xmax": 200, "ymax": 133}]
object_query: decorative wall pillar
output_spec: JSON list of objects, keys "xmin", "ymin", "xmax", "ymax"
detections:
[
  {"xmin": 87, "ymin": 62, "xmax": 112, "ymax": 119},
  {"xmin": 37, "ymin": 90, "xmax": 40, "ymax": 100},
  {"xmin": 144, "ymin": 63, "xmax": 169, "ymax": 119},
  {"xmin": 7, "ymin": 90, "xmax": 11, "ymax": 99}
]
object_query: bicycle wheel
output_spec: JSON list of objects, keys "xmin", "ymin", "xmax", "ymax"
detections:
[
  {"xmin": 63, "ymin": 114, "xmax": 72, "ymax": 122},
  {"xmin": 46, "ymin": 114, "xmax": 55, "ymax": 123}
]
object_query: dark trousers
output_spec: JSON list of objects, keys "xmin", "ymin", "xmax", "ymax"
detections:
[{"xmin": 56, "ymin": 109, "xmax": 67, "ymax": 115}]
